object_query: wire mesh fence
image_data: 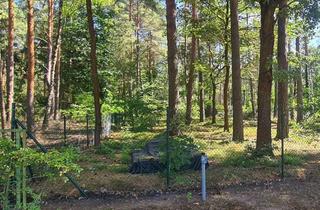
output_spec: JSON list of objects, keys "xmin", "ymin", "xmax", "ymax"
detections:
[{"xmin": 6, "ymin": 103, "xmax": 320, "ymax": 200}]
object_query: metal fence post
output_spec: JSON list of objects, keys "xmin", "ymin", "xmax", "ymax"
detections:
[
  {"xmin": 166, "ymin": 107, "xmax": 170, "ymax": 189},
  {"xmin": 15, "ymin": 129, "xmax": 21, "ymax": 209},
  {"xmin": 11, "ymin": 103, "xmax": 16, "ymax": 139},
  {"xmin": 281, "ymin": 137, "xmax": 284, "ymax": 180},
  {"xmin": 201, "ymin": 153, "xmax": 208, "ymax": 202},
  {"xmin": 63, "ymin": 115, "xmax": 67, "ymax": 142},
  {"xmin": 86, "ymin": 114, "xmax": 89, "ymax": 147}
]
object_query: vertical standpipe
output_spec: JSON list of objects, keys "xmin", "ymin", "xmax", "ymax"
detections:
[{"xmin": 201, "ymin": 154, "xmax": 208, "ymax": 202}]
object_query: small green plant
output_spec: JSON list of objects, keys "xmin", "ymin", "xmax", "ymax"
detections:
[
  {"xmin": 284, "ymin": 153, "xmax": 305, "ymax": 166},
  {"xmin": 186, "ymin": 192, "xmax": 193, "ymax": 201},
  {"xmin": 96, "ymin": 140, "xmax": 125, "ymax": 158},
  {"xmin": 120, "ymin": 149, "xmax": 131, "ymax": 164}
]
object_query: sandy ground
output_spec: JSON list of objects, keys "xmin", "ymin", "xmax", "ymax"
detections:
[{"xmin": 42, "ymin": 178, "xmax": 320, "ymax": 210}]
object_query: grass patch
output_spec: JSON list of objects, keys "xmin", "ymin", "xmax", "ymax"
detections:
[
  {"xmin": 284, "ymin": 153, "xmax": 305, "ymax": 166},
  {"xmin": 221, "ymin": 151, "xmax": 306, "ymax": 168},
  {"xmin": 221, "ymin": 151, "xmax": 278, "ymax": 168}
]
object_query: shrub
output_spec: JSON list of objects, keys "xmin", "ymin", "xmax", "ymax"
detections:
[
  {"xmin": 159, "ymin": 135, "xmax": 199, "ymax": 172},
  {"xmin": 0, "ymin": 138, "xmax": 81, "ymax": 209},
  {"xmin": 124, "ymin": 84, "xmax": 166, "ymax": 131}
]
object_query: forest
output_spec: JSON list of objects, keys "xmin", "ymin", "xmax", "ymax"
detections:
[{"xmin": 1, "ymin": 0, "xmax": 320, "ymax": 209}]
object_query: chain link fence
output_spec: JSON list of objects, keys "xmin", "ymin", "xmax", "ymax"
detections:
[{"xmin": 8, "ymin": 103, "xmax": 320, "ymax": 200}]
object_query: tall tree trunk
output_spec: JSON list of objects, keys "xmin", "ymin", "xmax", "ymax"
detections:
[
  {"xmin": 6, "ymin": 0, "xmax": 15, "ymax": 126},
  {"xmin": 53, "ymin": 0, "xmax": 63, "ymax": 120},
  {"xmin": 198, "ymin": 39, "xmax": 205, "ymax": 122},
  {"xmin": 147, "ymin": 32, "xmax": 153, "ymax": 83},
  {"xmin": 230, "ymin": 0, "xmax": 244, "ymax": 141},
  {"xmin": 166, "ymin": 0, "xmax": 179, "ymax": 136},
  {"xmin": 211, "ymin": 78, "xmax": 217, "ymax": 124},
  {"xmin": 304, "ymin": 36, "xmax": 310, "ymax": 104},
  {"xmin": 0, "ymin": 59, "xmax": 6, "ymax": 130},
  {"xmin": 129, "ymin": 0, "xmax": 132, "ymax": 21},
  {"xmin": 186, "ymin": 1, "xmax": 197, "ymax": 125},
  {"xmin": 289, "ymin": 79, "xmax": 295, "ymax": 120},
  {"xmin": 288, "ymin": 40, "xmax": 295, "ymax": 120},
  {"xmin": 208, "ymin": 44, "xmax": 217, "ymax": 124},
  {"xmin": 249, "ymin": 77, "xmax": 256, "ymax": 117},
  {"xmin": 223, "ymin": 0, "xmax": 230, "ymax": 132},
  {"xmin": 135, "ymin": 0, "xmax": 141, "ymax": 88},
  {"xmin": 296, "ymin": 36, "xmax": 304, "ymax": 123},
  {"xmin": 27, "ymin": 0, "xmax": 35, "ymax": 133},
  {"xmin": 54, "ymin": 47, "xmax": 61, "ymax": 120},
  {"xmin": 256, "ymin": 1, "xmax": 277, "ymax": 151},
  {"xmin": 276, "ymin": 0, "xmax": 289, "ymax": 139},
  {"xmin": 183, "ymin": 3, "xmax": 188, "ymax": 101},
  {"xmin": 86, "ymin": 0, "xmax": 102, "ymax": 146},
  {"xmin": 46, "ymin": 0, "xmax": 54, "ymax": 90},
  {"xmin": 42, "ymin": 0, "xmax": 55, "ymax": 129},
  {"xmin": 273, "ymin": 81, "xmax": 278, "ymax": 118},
  {"xmin": 223, "ymin": 57, "xmax": 230, "ymax": 131},
  {"xmin": 304, "ymin": 36, "xmax": 309, "ymax": 89}
]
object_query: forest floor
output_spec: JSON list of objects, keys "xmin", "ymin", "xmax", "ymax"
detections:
[
  {"xmin": 43, "ymin": 176, "xmax": 320, "ymax": 209},
  {"xmin": 26, "ymin": 118, "xmax": 320, "ymax": 209}
]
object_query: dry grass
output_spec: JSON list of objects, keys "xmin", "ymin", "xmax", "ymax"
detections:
[{"xmin": 31, "ymin": 119, "xmax": 320, "ymax": 200}]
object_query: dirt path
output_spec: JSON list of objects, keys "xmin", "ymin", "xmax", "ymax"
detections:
[{"xmin": 42, "ymin": 178, "xmax": 320, "ymax": 210}]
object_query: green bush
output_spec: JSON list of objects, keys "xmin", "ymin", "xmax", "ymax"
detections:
[
  {"xmin": 0, "ymin": 138, "xmax": 82, "ymax": 209},
  {"xmin": 159, "ymin": 135, "xmax": 199, "ymax": 172},
  {"xmin": 124, "ymin": 84, "xmax": 166, "ymax": 131},
  {"xmin": 61, "ymin": 92, "xmax": 124, "ymax": 120}
]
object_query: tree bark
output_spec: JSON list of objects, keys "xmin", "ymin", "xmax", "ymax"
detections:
[
  {"xmin": 304, "ymin": 36, "xmax": 309, "ymax": 89},
  {"xmin": 27, "ymin": 0, "xmax": 35, "ymax": 133},
  {"xmin": 129, "ymin": 0, "xmax": 132, "ymax": 21},
  {"xmin": 135, "ymin": 0, "xmax": 141, "ymax": 88},
  {"xmin": 223, "ymin": 0, "xmax": 230, "ymax": 132},
  {"xmin": 273, "ymin": 81, "xmax": 278, "ymax": 118},
  {"xmin": 198, "ymin": 39, "xmax": 205, "ymax": 122},
  {"xmin": 288, "ymin": 40, "xmax": 295, "ymax": 120},
  {"xmin": 276, "ymin": 0, "xmax": 289, "ymax": 139},
  {"xmin": 54, "ymin": 47, "xmax": 61, "ymax": 120},
  {"xmin": 211, "ymin": 78, "xmax": 217, "ymax": 124},
  {"xmin": 186, "ymin": 1, "xmax": 197, "ymax": 125},
  {"xmin": 86, "ymin": 0, "xmax": 102, "ymax": 146},
  {"xmin": 46, "ymin": 0, "xmax": 54, "ymax": 89},
  {"xmin": 0, "ymin": 59, "xmax": 6, "ymax": 130},
  {"xmin": 147, "ymin": 32, "xmax": 153, "ymax": 83},
  {"xmin": 53, "ymin": 0, "xmax": 64, "ymax": 120},
  {"xmin": 230, "ymin": 0, "xmax": 244, "ymax": 141},
  {"xmin": 208, "ymin": 44, "xmax": 217, "ymax": 124},
  {"xmin": 249, "ymin": 77, "xmax": 256, "ymax": 117},
  {"xmin": 304, "ymin": 36, "xmax": 310, "ymax": 104},
  {"xmin": 166, "ymin": 0, "xmax": 179, "ymax": 136},
  {"xmin": 296, "ymin": 36, "xmax": 304, "ymax": 123},
  {"xmin": 6, "ymin": 0, "xmax": 15, "ymax": 126},
  {"xmin": 256, "ymin": 1, "xmax": 277, "ymax": 151},
  {"xmin": 183, "ymin": 4, "xmax": 188, "ymax": 102},
  {"xmin": 42, "ymin": 0, "xmax": 55, "ymax": 129}
]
